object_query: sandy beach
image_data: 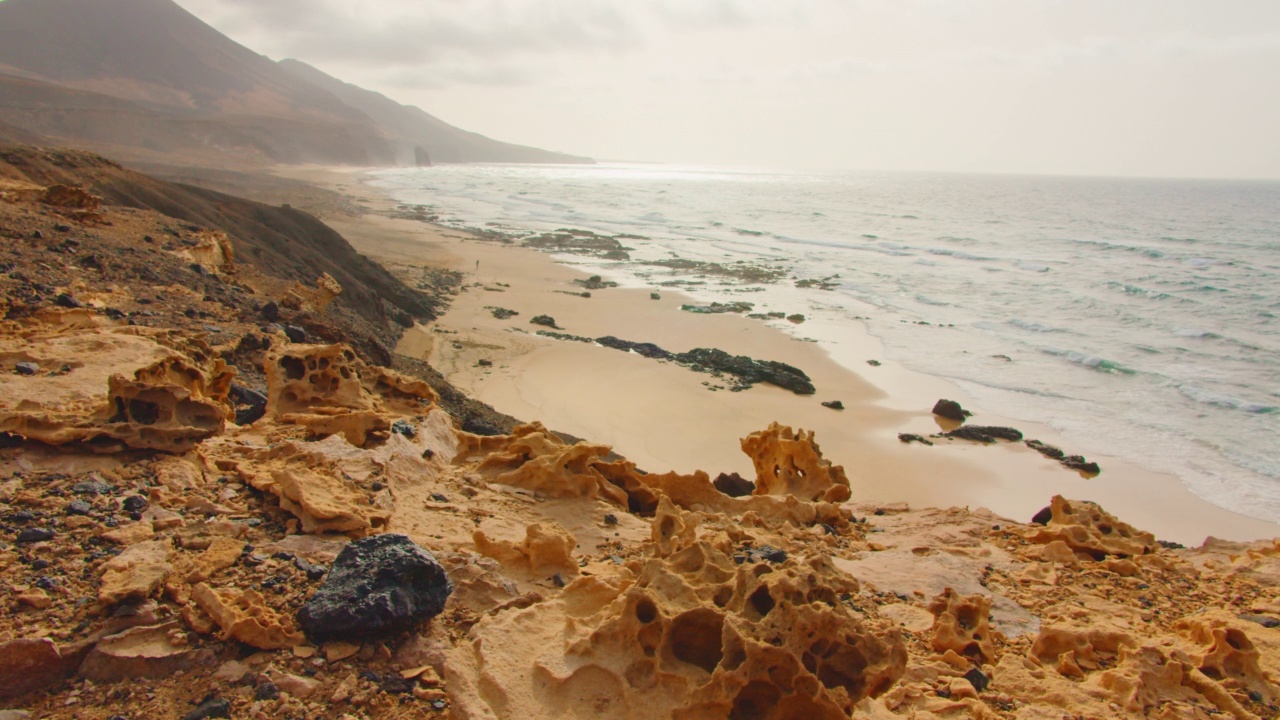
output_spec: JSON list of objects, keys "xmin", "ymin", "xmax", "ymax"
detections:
[{"xmin": 277, "ymin": 164, "xmax": 1280, "ymax": 546}]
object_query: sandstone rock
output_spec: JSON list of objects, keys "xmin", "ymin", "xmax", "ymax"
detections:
[
  {"xmin": 928, "ymin": 588, "xmax": 996, "ymax": 665},
  {"xmin": 39, "ymin": 184, "xmax": 100, "ymax": 212},
  {"xmin": 191, "ymin": 583, "xmax": 302, "ymax": 649},
  {"xmin": 448, "ymin": 538, "xmax": 906, "ymax": 719},
  {"xmin": 280, "ymin": 273, "xmax": 342, "ymax": 313},
  {"xmin": 742, "ymin": 423, "xmax": 852, "ymax": 503},
  {"xmin": 102, "ymin": 520, "xmax": 155, "ymax": 544},
  {"xmin": 272, "ymin": 672, "xmax": 321, "ymax": 699},
  {"xmin": 474, "ymin": 522, "xmax": 578, "ymax": 577},
  {"xmin": 0, "ymin": 326, "xmax": 233, "ymax": 452},
  {"xmin": 1027, "ymin": 496, "xmax": 1156, "ymax": 561},
  {"xmin": 0, "ymin": 638, "xmax": 76, "ymax": 701},
  {"xmin": 183, "ymin": 536, "xmax": 244, "ymax": 583},
  {"xmin": 298, "ymin": 534, "xmax": 453, "ymax": 644},
  {"xmin": 469, "ymin": 422, "xmax": 629, "ymax": 506},
  {"xmin": 78, "ymin": 621, "xmax": 194, "ymax": 682},
  {"xmin": 264, "ymin": 342, "xmax": 437, "ymax": 446},
  {"xmin": 98, "ymin": 539, "xmax": 173, "ymax": 605},
  {"xmin": 167, "ymin": 230, "xmax": 234, "ymax": 275}
]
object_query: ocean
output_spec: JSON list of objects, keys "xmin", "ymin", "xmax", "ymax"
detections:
[{"xmin": 369, "ymin": 163, "xmax": 1280, "ymax": 525}]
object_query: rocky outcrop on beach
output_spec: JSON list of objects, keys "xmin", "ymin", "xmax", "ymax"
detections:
[{"xmin": 1, "ymin": 152, "xmax": 1278, "ymax": 720}]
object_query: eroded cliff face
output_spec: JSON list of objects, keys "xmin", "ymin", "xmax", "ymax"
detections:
[{"xmin": 1, "ymin": 176, "xmax": 1278, "ymax": 720}]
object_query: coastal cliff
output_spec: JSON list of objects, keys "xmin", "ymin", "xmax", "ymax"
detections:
[{"xmin": 0, "ymin": 148, "xmax": 1277, "ymax": 719}]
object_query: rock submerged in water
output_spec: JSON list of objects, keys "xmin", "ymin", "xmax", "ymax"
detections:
[
  {"xmin": 942, "ymin": 425, "xmax": 1023, "ymax": 443},
  {"xmin": 931, "ymin": 398, "xmax": 969, "ymax": 422},
  {"xmin": 297, "ymin": 534, "xmax": 453, "ymax": 644}
]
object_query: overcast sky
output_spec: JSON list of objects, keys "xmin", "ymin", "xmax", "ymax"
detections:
[{"xmin": 172, "ymin": 0, "xmax": 1280, "ymax": 178}]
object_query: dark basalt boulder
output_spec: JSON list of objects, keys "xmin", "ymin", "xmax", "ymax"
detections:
[
  {"xmin": 931, "ymin": 399, "xmax": 969, "ymax": 422},
  {"xmin": 297, "ymin": 534, "xmax": 453, "ymax": 644},
  {"xmin": 529, "ymin": 315, "xmax": 559, "ymax": 329},
  {"xmin": 822, "ymin": 400, "xmax": 845, "ymax": 410},
  {"xmin": 713, "ymin": 472, "xmax": 755, "ymax": 498},
  {"xmin": 674, "ymin": 348, "xmax": 815, "ymax": 395},
  {"xmin": 1062, "ymin": 455, "xmax": 1101, "ymax": 475},
  {"xmin": 942, "ymin": 426, "xmax": 1023, "ymax": 443},
  {"xmin": 229, "ymin": 383, "xmax": 267, "ymax": 426},
  {"xmin": 1025, "ymin": 439, "xmax": 1065, "ymax": 460},
  {"xmin": 596, "ymin": 336, "xmax": 672, "ymax": 360},
  {"xmin": 898, "ymin": 433, "xmax": 934, "ymax": 446}
]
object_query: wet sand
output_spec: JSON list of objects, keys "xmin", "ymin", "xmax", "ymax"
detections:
[{"xmin": 277, "ymin": 164, "xmax": 1280, "ymax": 546}]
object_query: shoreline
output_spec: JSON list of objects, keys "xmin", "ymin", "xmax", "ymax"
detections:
[{"xmin": 274, "ymin": 164, "xmax": 1280, "ymax": 546}]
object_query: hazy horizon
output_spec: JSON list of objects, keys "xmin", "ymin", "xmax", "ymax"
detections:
[{"xmin": 172, "ymin": 0, "xmax": 1280, "ymax": 180}]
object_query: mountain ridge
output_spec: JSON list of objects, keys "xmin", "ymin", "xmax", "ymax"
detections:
[{"xmin": 0, "ymin": 0, "xmax": 590, "ymax": 167}]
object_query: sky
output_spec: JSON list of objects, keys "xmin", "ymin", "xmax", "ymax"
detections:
[{"xmin": 171, "ymin": 0, "xmax": 1280, "ymax": 178}]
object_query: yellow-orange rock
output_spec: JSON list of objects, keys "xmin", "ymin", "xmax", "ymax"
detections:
[
  {"xmin": 1027, "ymin": 496, "xmax": 1156, "ymax": 561},
  {"xmin": 281, "ymin": 273, "xmax": 342, "ymax": 312},
  {"xmin": 474, "ymin": 522, "xmax": 579, "ymax": 577},
  {"xmin": 191, "ymin": 583, "xmax": 302, "ymax": 650},
  {"xmin": 448, "ymin": 538, "xmax": 905, "ymax": 719},
  {"xmin": 1176, "ymin": 614, "xmax": 1276, "ymax": 702},
  {"xmin": 742, "ymin": 422, "xmax": 851, "ymax": 503},
  {"xmin": 99, "ymin": 539, "xmax": 174, "ymax": 605},
  {"xmin": 264, "ymin": 343, "xmax": 437, "ymax": 445},
  {"xmin": 183, "ymin": 536, "xmax": 244, "ymax": 583},
  {"xmin": 468, "ymin": 422, "xmax": 629, "ymax": 506},
  {"xmin": 0, "ymin": 326, "xmax": 232, "ymax": 452},
  {"xmin": 928, "ymin": 588, "xmax": 996, "ymax": 665},
  {"xmin": 39, "ymin": 183, "xmax": 100, "ymax": 212},
  {"xmin": 77, "ymin": 621, "xmax": 195, "ymax": 682},
  {"xmin": 167, "ymin": 230, "xmax": 234, "ymax": 275}
]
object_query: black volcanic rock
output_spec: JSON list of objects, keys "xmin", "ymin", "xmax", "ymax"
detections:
[
  {"xmin": 822, "ymin": 400, "xmax": 844, "ymax": 410},
  {"xmin": 931, "ymin": 399, "xmax": 969, "ymax": 422},
  {"xmin": 298, "ymin": 534, "xmax": 453, "ymax": 644},
  {"xmin": 713, "ymin": 472, "xmax": 755, "ymax": 498},
  {"xmin": 674, "ymin": 348, "xmax": 815, "ymax": 395},
  {"xmin": 530, "ymin": 315, "xmax": 559, "ymax": 329},
  {"xmin": 942, "ymin": 426, "xmax": 1023, "ymax": 443},
  {"xmin": 596, "ymin": 336, "xmax": 672, "ymax": 359}
]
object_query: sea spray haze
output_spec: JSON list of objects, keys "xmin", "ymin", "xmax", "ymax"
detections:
[{"xmin": 372, "ymin": 163, "xmax": 1280, "ymax": 523}]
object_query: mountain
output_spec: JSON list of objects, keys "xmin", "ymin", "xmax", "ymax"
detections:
[
  {"xmin": 0, "ymin": 0, "xmax": 589, "ymax": 167},
  {"xmin": 277, "ymin": 59, "xmax": 589, "ymax": 166}
]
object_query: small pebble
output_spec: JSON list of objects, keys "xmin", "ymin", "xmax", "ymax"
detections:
[
  {"xmin": 66, "ymin": 499, "xmax": 92, "ymax": 516},
  {"xmin": 14, "ymin": 362, "xmax": 40, "ymax": 376},
  {"xmin": 122, "ymin": 496, "xmax": 148, "ymax": 512},
  {"xmin": 603, "ymin": 514, "xmax": 618, "ymax": 526},
  {"xmin": 16, "ymin": 528, "xmax": 55, "ymax": 543}
]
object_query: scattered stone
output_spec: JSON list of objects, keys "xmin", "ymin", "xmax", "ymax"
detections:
[
  {"xmin": 931, "ymin": 399, "xmax": 969, "ymax": 422},
  {"xmin": 963, "ymin": 667, "xmax": 990, "ymax": 693},
  {"xmin": 122, "ymin": 495, "xmax": 149, "ymax": 512},
  {"xmin": 787, "ymin": 314, "xmax": 806, "ymax": 324},
  {"xmin": 897, "ymin": 434, "xmax": 934, "ymax": 446},
  {"xmin": 430, "ymin": 493, "xmax": 449, "ymax": 503},
  {"xmin": 283, "ymin": 325, "xmax": 308, "ymax": 343},
  {"xmin": 529, "ymin": 315, "xmax": 559, "ymax": 329},
  {"xmin": 65, "ymin": 499, "xmax": 93, "ymax": 516},
  {"xmin": 488, "ymin": 307, "xmax": 518, "ymax": 319},
  {"xmin": 260, "ymin": 300, "xmax": 280, "ymax": 322},
  {"xmin": 0, "ymin": 638, "xmax": 74, "ymax": 702},
  {"xmin": 574, "ymin": 275, "xmax": 618, "ymax": 290},
  {"xmin": 821, "ymin": 400, "xmax": 844, "ymax": 410},
  {"xmin": 54, "ymin": 293, "xmax": 82, "ymax": 308},
  {"xmin": 941, "ymin": 426, "xmax": 1023, "ymax": 443},
  {"xmin": 229, "ymin": 384, "xmax": 268, "ymax": 425},
  {"xmin": 297, "ymin": 534, "xmax": 454, "ymax": 644},
  {"xmin": 180, "ymin": 696, "xmax": 230, "ymax": 720},
  {"xmin": 391, "ymin": 419, "xmax": 417, "ymax": 438},
  {"xmin": 1239, "ymin": 614, "xmax": 1279, "ymax": 629},
  {"xmin": 255, "ymin": 681, "xmax": 281, "ymax": 701},
  {"xmin": 603, "ymin": 514, "xmax": 618, "ymax": 526},
  {"xmin": 1025, "ymin": 439, "xmax": 1065, "ymax": 460},
  {"xmin": 712, "ymin": 472, "xmax": 755, "ymax": 498},
  {"xmin": 16, "ymin": 528, "xmax": 55, "ymax": 543},
  {"xmin": 14, "ymin": 362, "xmax": 39, "ymax": 376},
  {"xmin": 1062, "ymin": 455, "xmax": 1101, "ymax": 475},
  {"xmin": 72, "ymin": 479, "xmax": 115, "ymax": 495},
  {"xmin": 866, "ymin": 360, "xmax": 881, "ymax": 367},
  {"xmin": 681, "ymin": 302, "xmax": 754, "ymax": 315},
  {"xmin": 79, "ymin": 622, "xmax": 195, "ymax": 682},
  {"xmin": 476, "ymin": 358, "xmax": 493, "ymax": 367},
  {"xmin": 273, "ymin": 673, "xmax": 320, "ymax": 699},
  {"xmin": 1031, "ymin": 506, "xmax": 1053, "ymax": 526},
  {"xmin": 650, "ymin": 292, "xmax": 660, "ymax": 300}
]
